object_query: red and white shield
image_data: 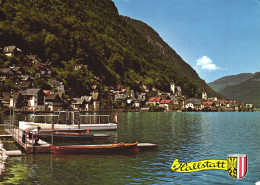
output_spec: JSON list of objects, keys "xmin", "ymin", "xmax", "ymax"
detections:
[{"xmin": 227, "ymin": 154, "xmax": 248, "ymax": 179}]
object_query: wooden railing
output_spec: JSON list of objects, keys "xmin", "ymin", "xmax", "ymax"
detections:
[{"xmin": 2, "ymin": 121, "xmax": 37, "ymax": 149}]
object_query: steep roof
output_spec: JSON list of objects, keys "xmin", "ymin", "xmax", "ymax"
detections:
[
  {"xmin": 26, "ymin": 54, "xmax": 37, "ymax": 60},
  {"xmin": 17, "ymin": 81, "xmax": 32, "ymax": 89},
  {"xmin": 148, "ymin": 97, "xmax": 161, "ymax": 102},
  {"xmin": 20, "ymin": 88, "xmax": 42, "ymax": 96},
  {"xmin": 4, "ymin": 46, "xmax": 16, "ymax": 53},
  {"xmin": 11, "ymin": 67, "xmax": 22, "ymax": 72},
  {"xmin": 92, "ymin": 85, "xmax": 97, "ymax": 90},
  {"xmin": 201, "ymin": 101, "xmax": 214, "ymax": 106},
  {"xmin": 43, "ymin": 90, "xmax": 50, "ymax": 95},
  {"xmin": 1, "ymin": 68, "xmax": 13, "ymax": 74},
  {"xmin": 72, "ymin": 98, "xmax": 86, "ymax": 105},
  {"xmin": 160, "ymin": 100, "xmax": 172, "ymax": 104},
  {"xmin": 46, "ymin": 93, "xmax": 62, "ymax": 101},
  {"xmin": 184, "ymin": 98, "xmax": 201, "ymax": 105},
  {"xmin": 81, "ymin": 96, "xmax": 92, "ymax": 102},
  {"xmin": 1, "ymin": 92, "xmax": 22, "ymax": 101}
]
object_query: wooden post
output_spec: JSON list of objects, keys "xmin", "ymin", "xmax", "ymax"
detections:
[
  {"xmin": 51, "ymin": 131, "xmax": 54, "ymax": 145},
  {"xmin": 78, "ymin": 121, "xmax": 80, "ymax": 129}
]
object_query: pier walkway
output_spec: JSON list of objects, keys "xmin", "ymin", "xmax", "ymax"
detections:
[
  {"xmin": 2, "ymin": 121, "xmax": 158, "ymax": 154},
  {"xmin": 4, "ymin": 122, "xmax": 51, "ymax": 153}
]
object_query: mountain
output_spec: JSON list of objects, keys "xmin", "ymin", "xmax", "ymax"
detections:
[
  {"xmin": 213, "ymin": 73, "xmax": 260, "ymax": 107},
  {"xmin": 208, "ymin": 73, "xmax": 254, "ymax": 92},
  {"xmin": 0, "ymin": 0, "xmax": 219, "ymax": 98},
  {"xmin": 121, "ymin": 16, "xmax": 220, "ymax": 98}
]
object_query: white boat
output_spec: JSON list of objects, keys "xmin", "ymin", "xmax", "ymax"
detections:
[{"xmin": 19, "ymin": 111, "xmax": 117, "ymax": 131}]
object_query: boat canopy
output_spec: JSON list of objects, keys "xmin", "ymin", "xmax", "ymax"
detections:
[{"xmin": 31, "ymin": 112, "xmax": 111, "ymax": 125}]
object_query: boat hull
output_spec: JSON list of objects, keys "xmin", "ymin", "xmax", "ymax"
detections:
[
  {"xmin": 19, "ymin": 121, "xmax": 117, "ymax": 131},
  {"xmin": 50, "ymin": 142, "xmax": 140, "ymax": 154}
]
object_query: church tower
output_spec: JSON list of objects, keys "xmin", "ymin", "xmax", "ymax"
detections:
[
  {"xmin": 170, "ymin": 79, "xmax": 175, "ymax": 94},
  {"xmin": 202, "ymin": 80, "xmax": 207, "ymax": 100}
]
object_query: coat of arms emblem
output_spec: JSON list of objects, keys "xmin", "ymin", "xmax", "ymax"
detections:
[{"xmin": 227, "ymin": 154, "xmax": 248, "ymax": 179}]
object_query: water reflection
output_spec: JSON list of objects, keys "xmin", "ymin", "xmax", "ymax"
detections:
[{"xmin": 0, "ymin": 112, "xmax": 259, "ymax": 184}]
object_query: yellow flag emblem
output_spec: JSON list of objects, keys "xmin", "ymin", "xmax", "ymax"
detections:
[{"xmin": 171, "ymin": 154, "xmax": 248, "ymax": 179}]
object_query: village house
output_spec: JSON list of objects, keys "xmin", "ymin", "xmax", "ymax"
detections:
[
  {"xmin": 137, "ymin": 92, "xmax": 147, "ymax": 102},
  {"xmin": 124, "ymin": 90, "xmax": 142, "ymax": 110},
  {"xmin": 115, "ymin": 93, "xmax": 127, "ymax": 101},
  {"xmin": 159, "ymin": 99, "xmax": 174, "ymax": 111},
  {"xmin": 115, "ymin": 85, "xmax": 126, "ymax": 94},
  {"xmin": 201, "ymin": 101, "xmax": 215, "ymax": 111},
  {"xmin": 0, "ymin": 91, "xmax": 24, "ymax": 109},
  {"xmin": 35, "ymin": 65, "xmax": 51, "ymax": 78},
  {"xmin": 229, "ymin": 101, "xmax": 241, "ymax": 111},
  {"xmin": 0, "ymin": 66, "xmax": 23, "ymax": 82},
  {"xmin": 26, "ymin": 54, "xmax": 38, "ymax": 65},
  {"xmin": 48, "ymin": 79, "xmax": 64, "ymax": 92},
  {"xmin": 3, "ymin": 46, "xmax": 22, "ymax": 58},
  {"xmin": 45, "ymin": 92, "xmax": 65, "ymax": 111},
  {"xmin": 0, "ymin": 68, "xmax": 15, "ymax": 81},
  {"xmin": 169, "ymin": 95, "xmax": 179, "ymax": 105},
  {"xmin": 184, "ymin": 98, "xmax": 202, "ymax": 110},
  {"xmin": 17, "ymin": 81, "xmax": 33, "ymax": 90},
  {"xmin": 245, "ymin": 103, "xmax": 253, "ymax": 109},
  {"xmin": 20, "ymin": 89, "xmax": 46, "ymax": 111},
  {"xmin": 71, "ymin": 98, "xmax": 87, "ymax": 111},
  {"xmin": 146, "ymin": 97, "xmax": 161, "ymax": 106},
  {"xmin": 132, "ymin": 100, "xmax": 141, "ymax": 109},
  {"xmin": 19, "ymin": 75, "xmax": 34, "ymax": 82},
  {"xmin": 10, "ymin": 66, "xmax": 22, "ymax": 75},
  {"xmin": 81, "ymin": 96, "xmax": 93, "ymax": 111}
]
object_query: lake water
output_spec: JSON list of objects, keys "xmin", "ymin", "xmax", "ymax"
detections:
[{"xmin": 0, "ymin": 112, "xmax": 259, "ymax": 185}]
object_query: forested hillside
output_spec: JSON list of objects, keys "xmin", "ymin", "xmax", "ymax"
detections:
[
  {"xmin": 219, "ymin": 72, "xmax": 260, "ymax": 107},
  {"xmin": 121, "ymin": 16, "xmax": 221, "ymax": 98},
  {"xmin": 0, "ymin": 0, "xmax": 217, "ymax": 98}
]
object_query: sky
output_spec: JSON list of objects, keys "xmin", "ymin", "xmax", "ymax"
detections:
[{"xmin": 113, "ymin": 0, "xmax": 260, "ymax": 83}]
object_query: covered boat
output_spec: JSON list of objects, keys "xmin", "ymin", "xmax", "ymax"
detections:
[
  {"xmin": 50, "ymin": 142, "xmax": 139, "ymax": 154},
  {"xmin": 19, "ymin": 111, "xmax": 117, "ymax": 131}
]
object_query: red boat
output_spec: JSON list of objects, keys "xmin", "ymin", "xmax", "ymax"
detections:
[{"xmin": 50, "ymin": 142, "xmax": 140, "ymax": 154}]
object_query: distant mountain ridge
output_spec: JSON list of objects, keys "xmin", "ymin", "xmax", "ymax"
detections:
[
  {"xmin": 208, "ymin": 73, "xmax": 254, "ymax": 92},
  {"xmin": 209, "ymin": 73, "xmax": 260, "ymax": 107}
]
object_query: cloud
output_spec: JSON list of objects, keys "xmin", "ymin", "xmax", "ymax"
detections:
[{"xmin": 196, "ymin": 56, "xmax": 221, "ymax": 71}]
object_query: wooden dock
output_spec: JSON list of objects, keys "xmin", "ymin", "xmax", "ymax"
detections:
[
  {"xmin": 0, "ymin": 135, "xmax": 12, "ymax": 138},
  {"xmin": 5, "ymin": 128, "xmax": 51, "ymax": 153},
  {"xmin": 3, "ymin": 124, "xmax": 158, "ymax": 154}
]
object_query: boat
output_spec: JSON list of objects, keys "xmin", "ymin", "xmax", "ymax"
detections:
[
  {"xmin": 50, "ymin": 142, "xmax": 140, "ymax": 154},
  {"xmin": 19, "ymin": 111, "xmax": 117, "ymax": 131}
]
